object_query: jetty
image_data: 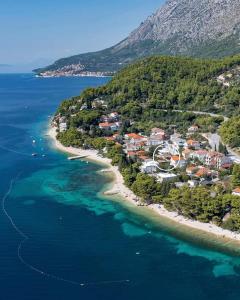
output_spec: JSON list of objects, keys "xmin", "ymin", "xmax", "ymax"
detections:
[{"xmin": 68, "ymin": 155, "xmax": 87, "ymax": 161}]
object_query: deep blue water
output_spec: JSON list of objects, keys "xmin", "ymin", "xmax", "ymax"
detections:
[{"xmin": 1, "ymin": 74, "xmax": 240, "ymax": 300}]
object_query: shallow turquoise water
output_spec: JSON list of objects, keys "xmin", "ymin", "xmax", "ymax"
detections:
[{"xmin": 1, "ymin": 74, "xmax": 240, "ymax": 300}]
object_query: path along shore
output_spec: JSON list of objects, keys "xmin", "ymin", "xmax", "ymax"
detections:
[{"xmin": 48, "ymin": 126, "xmax": 240, "ymax": 243}]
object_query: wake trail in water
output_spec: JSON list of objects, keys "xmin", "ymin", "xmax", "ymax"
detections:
[
  {"xmin": 2, "ymin": 175, "xmax": 130, "ymax": 288},
  {"xmin": 0, "ymin": 145, "xmax": 32, "ymax": 157}
]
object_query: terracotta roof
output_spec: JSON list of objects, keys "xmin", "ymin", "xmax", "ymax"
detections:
[
  {"xmin": 233, "ymin": 188, "xmax": 240, "ymax": 194},
  {"xmin": 99, "ymin": 122, "xmax": 114, "ymax": 127},
  {"xmin": 136, "ymin": 150, "xmax": 146, "ymax": 156},
  {"xmin": 195, "ymin": 168, "xmax": 211, "ymax": 177},
  {"xmin": 126, "ymin": 133, "xmax": 144, "ymax": 139},
  {"xmin": 127, "ymin": 151, "xmax": 136, "ymax": 156},
  {"xmin": 171, "ymin": 155, "xmax": 184, "ymax": 161},
  {"xmin": 186, "ymin": 165, "xmax": 197, "ymax": 172},
  {"xmin": 221, "ymin": 163, "xmax": 233, "ymax": 169},
  {"xmin": 195, "ymin": 150, "xmax": 208, "ymax": 155},
  {"xmin": 187, "ymin": 139, "xmax": 199, "ymax": 145}
]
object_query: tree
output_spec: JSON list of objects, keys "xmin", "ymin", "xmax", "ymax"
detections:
[
  {"xmin": 218, "ymin": 142, "xmax": 228, "ymax": 155},
  {"xmin": 232, "ymin": 165, "xmax": 240, "ymax": 187}
]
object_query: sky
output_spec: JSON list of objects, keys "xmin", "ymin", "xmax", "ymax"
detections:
[{"xmin": 0, "ymin": 0, "xmax": 165, "ymax": 71}]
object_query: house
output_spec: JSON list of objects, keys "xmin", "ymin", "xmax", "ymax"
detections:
[
  {"xmin": 156, "ymin": 172, "xmax": 178, "ymax": 183},
  {"xmin": 140, "ymin": 160, "xmax": 159, "ymax": 174},
  {"xmin": 170, "ymin": 133, "xmax": 186, "ymax": 148},
  {"xmin": 80, "ymin": 104, "xmax": 88, "ymax": 110},
  {"xmin": 109, "ymin": 112, "xmax": 119, "ymax": 120},
  {"xmin": 92, "ymin": 99, "xmax": 107, "ymax": 109},
  {"xmin": 186, "ymin": 165, "xmax": 198, "ymax": 175},
  {"xmin": 151, "ymin": 128, "xmax": 166, "ymax": 138},
  {"xmin": 190, "ymin": 150, "xmax": 209, "ymax": 162},
  {"xmin": 188, "ymin": 180, "xmax": 199, "ymax": 188},
  {"xmin": 182, "ymin": 148, "xmax": 192, "ymax": 160},
  {"xmin": 147, "ymin": 135, "xmax": 165, "ymax": 146},
  {"xmin": 125, "ymin": 133, "xmax": 146, "ymax": 142},
  {"xmin": 99, "ymin": 122, "xmax": 120, "ymax": 131},
  {"xmin": 170, "ymin": 156, "xmax": 187, "ymax": 168},
  {"xmin": 194, "ymin": 167, "xmax": 212, "ymax": 179},
  {"xmin": 232, "ymin": 188, "xmax": 240, "ymax": 197},
  {"xmin": 100, "ymin": 115, "xmax": 111, "ymax": 123},
  {"xmin": 127, "ymin": 150, "xmax": 148, "ymax": 160},
  {"xmin": 59, "ymin": 122, "xmax": 67, "ymax": 132},
  {"xmin": 205, "ymin": 151, "xmax": 232, "ymax": 169},
  {"xmin": 186, "ymin": 139, "xmax": 201, "ymax": 150},
  {"xmin": 188, "ymin": 125, "xmax": 199, "ymax": 133},
  {"xmin": 127, "ymin": 151, "xmax": 137, "ymax": 159}
]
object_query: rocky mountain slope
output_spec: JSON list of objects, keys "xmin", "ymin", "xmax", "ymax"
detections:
[{"xmin": 35, "ymin": 0, "xmax": 240, "ymax": 76}]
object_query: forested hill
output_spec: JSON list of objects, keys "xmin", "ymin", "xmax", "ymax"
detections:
[{"xmin": 61, "ymin": 55, "xmax": 240, "ymax": 117}]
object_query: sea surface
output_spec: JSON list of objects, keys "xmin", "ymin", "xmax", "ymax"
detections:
[{"xmin": 1, "ymin": 74, "xmax": 240, "ymax": 300}]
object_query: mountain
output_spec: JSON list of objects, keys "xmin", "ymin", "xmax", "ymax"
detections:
[{"xmin": 35, "ymin": 0, "xmax": 240, "ymax": 76}]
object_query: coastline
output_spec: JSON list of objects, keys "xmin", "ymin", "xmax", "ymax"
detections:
[{"xmin": 47, "ymin": 125, "xmax": 240, "ymax": 244}]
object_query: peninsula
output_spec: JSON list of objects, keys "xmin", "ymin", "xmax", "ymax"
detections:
[{"xmin": 50, "ymin": 55, "xmax": 240, "ymax": 242}]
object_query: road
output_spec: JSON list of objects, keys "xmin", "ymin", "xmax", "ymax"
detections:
[{"xmin": 163, "ymin": 109, "xmax": 240, "ymax": 164}]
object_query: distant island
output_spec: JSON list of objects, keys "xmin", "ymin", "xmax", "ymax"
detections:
[{"xmin": 49, "ymin": 55, "xmax": 240, "ymax": 241}]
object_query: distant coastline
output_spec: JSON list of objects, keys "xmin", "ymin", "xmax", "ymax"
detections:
[
  {"xmin": 48, "ymin": 125, "xmax": 240, "ymax": 244},
  {"xmin": 36, "ymin": 74, "xmax": 112, "ymax": 78}
]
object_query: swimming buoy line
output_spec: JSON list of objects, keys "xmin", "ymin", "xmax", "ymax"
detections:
[{"xmin": 2, "ymin": 175, "xmax": 130, "ymax": 287}]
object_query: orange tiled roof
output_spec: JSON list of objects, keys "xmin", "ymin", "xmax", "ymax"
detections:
[
  {"xmin": 195, "ymin": 168, "xmax": 210, "ymax": 177},
  {"xmin": 99, "ymin": 122, "xmax": 114, "ymax": 127},
  {"xmin": 127, "ymin": 151, "xmax": 136, "ymax": 156},
  {"xmin": 233, "ymin": 188, "xmax": 240, "ymax": 193},
  {"xmin": 187, "ymin": 139, "xmax": 198, "ymax": 145},
  {"xmin": 126, "ymin": 133, "xmax": 144, "ymax": 139},
  {"xmin": 171, "ymin": 155, "xmax": 184, "ymax": 161}
]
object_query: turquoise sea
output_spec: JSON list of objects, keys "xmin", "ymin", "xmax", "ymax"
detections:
[{"xmin": 1, "ymin": 74, "xmax": 240, "ymax": 300}]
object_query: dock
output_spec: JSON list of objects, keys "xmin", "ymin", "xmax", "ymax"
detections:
[{"xmin": 68, "ymin": 155, "xmax": 87, "ymax": 161}]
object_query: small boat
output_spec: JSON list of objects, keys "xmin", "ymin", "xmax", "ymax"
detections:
[
  {"xmin": 32, "ymin": 153, "xmax": 37, "ymax": 157},
  {"xmin": 32, "ymin": 140, "xmax": 36, "ymax": 143},
  {"xmin": 42, "ymin": 154, "xmax": 46, "ymax": 157}
]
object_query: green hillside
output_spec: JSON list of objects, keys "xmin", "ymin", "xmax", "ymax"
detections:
[{"xmin": 60, "ymin": 55, "xmax": 240, "ymax": 115}]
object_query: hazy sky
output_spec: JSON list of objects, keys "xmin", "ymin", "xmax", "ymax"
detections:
[{"xmin": 0, "ymin": 0, "xmax": 165, "ymax": 66}]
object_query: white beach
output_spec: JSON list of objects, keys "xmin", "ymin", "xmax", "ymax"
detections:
[{"xmin": 48, "ymin": 125, "xmax": 240, "ymax": 243}]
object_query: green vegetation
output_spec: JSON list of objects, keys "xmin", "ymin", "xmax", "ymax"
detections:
[
  {"xmin": 76, "ymin": 55, "xmax": 240, "ymax": 116},
  {"xmin": 232, "ymin": 165, "xmax": 240, "ymax": 188},
  {"xmin": 54, "ymin": 54, "xmax": 240, "ymax": 233},
  {"xmin": 220, "ymin": 116, "xmax": 240, "ymax": 148}
]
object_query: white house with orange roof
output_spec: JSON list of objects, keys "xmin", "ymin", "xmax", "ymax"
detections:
[
  {"xmin": 188, "ymin": 125, "xmax": 199, "ymax": 133},
  {"xmin": 125, "ymin": 133, "xmax": 146, "ymax": 144},
  {"xmin": 170, "ymin": 156, "xmax": 187, "ymax": 168},
  {"xmin": 186, "ymin": 139, "xmax": 201, "ymax": 150},
  {"xmin": 232, "ymin": 187, "xmax": 240, "ymax": 197}
]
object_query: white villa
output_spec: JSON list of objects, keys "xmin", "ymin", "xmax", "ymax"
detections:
[{"xmin": 140, "ymin": 160, "xmax": 159, "ymax": 174}]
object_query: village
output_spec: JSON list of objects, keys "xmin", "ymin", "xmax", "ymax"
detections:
[{"xmin": 95, "ymin": 111, "xmax": 240, "ymax": 197}]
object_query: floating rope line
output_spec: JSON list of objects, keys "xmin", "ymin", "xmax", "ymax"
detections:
[{"xmin": 2, "ymin": 176, "xmax": 130, "ymax": 287}]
